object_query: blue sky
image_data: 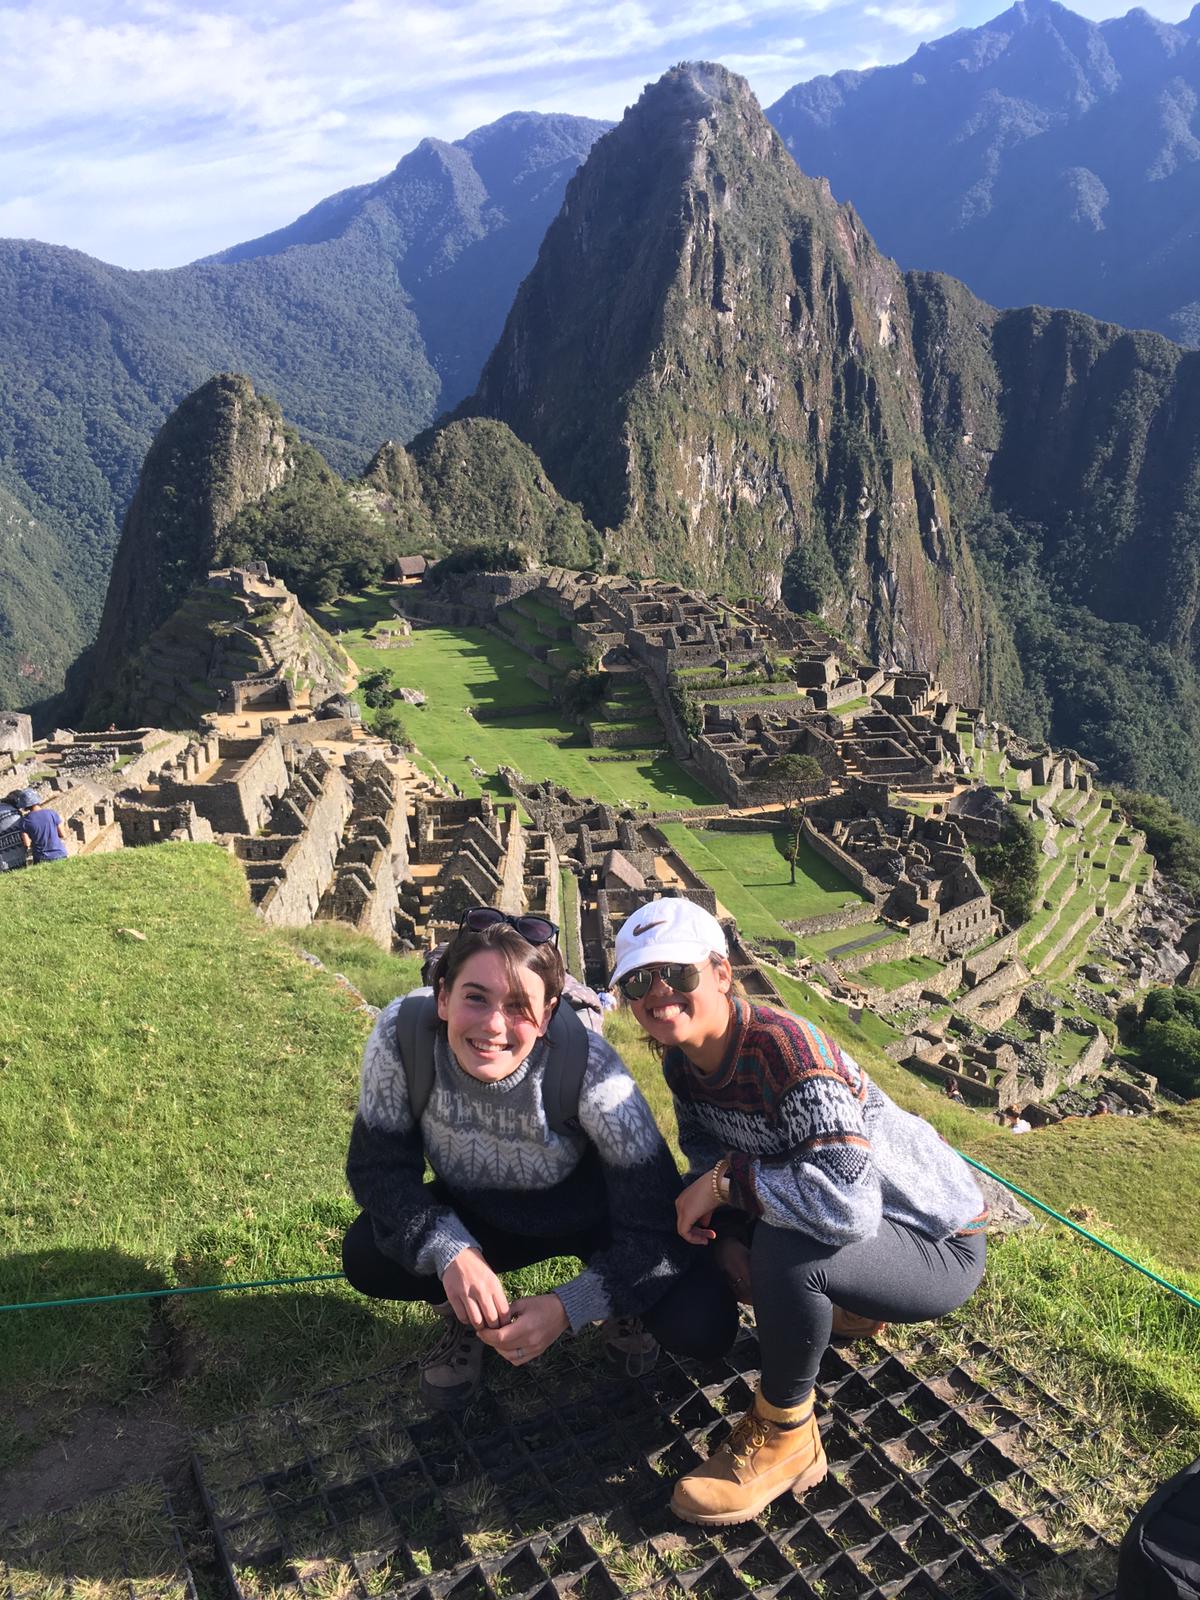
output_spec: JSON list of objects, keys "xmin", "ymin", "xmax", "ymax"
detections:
[{"xmin": 0, "ymin": 0, "xmax": 1192, "ymax": 269}]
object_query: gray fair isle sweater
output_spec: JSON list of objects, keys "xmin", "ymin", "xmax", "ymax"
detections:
[{"xmin": 346, "ymin": 996, "xmax": 693, "ymax": 1330}]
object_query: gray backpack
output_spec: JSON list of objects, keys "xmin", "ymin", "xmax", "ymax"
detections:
[{"xmin": 394, "ymin": 990, "xmax": 592, "ymax": 1134}]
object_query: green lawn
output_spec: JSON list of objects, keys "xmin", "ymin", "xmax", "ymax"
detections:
[
  {"xmin": 560, "ymin": 868, "xmax": 582, "ymax": 979},
  {"xmin": 278, "ymin": 922, "xmax": 421, "ymax": 1009},
  {"xmin": 797, "ymin": 922, "xmax": 899, "ymax": 958},
  {"xmin": 321, "ymin": 599, "xmax": 712, "ymax": 809},
  {"xmin": 659, "ymin": 824, "xmax": 867, "ymax": 932},
  {"xmin": 0, "ymin": 846, "xmax": 400, "ymax": 1453},
  {"xmin": 856, "ymin": 953, "xmax": 945, "ymax": 992}
]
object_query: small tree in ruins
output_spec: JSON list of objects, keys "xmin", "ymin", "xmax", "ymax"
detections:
[{"xmin": 768, "ymin": 753, "xmax": 823, "ymax": 884}]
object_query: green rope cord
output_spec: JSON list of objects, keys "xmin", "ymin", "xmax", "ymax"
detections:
[
  {"xmin": 1, "ymin": 1155, "xmax": 1198, "ymax": 1315},
  {"xmin": 0, "ymin": 1271, "xmax": 345, "ymax": 1314},
  {"xmin": 958, "ymin": 1152, "xmax": 1200, "ymax": 1312}
]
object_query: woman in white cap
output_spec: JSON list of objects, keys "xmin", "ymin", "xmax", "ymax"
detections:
[{"xmin": 610, "ymin": 896, "xmax": 988, "ymax": 1526}]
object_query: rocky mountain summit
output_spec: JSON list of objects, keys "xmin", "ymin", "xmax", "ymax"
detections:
[{"xmin": 769, "ymin": 0, "xmax": 1200, "ymax": 344}]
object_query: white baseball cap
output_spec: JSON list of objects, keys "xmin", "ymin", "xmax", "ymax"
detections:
[{"xmin": 610, "ymin": 898, "xmax": 728, "ymax": 986}]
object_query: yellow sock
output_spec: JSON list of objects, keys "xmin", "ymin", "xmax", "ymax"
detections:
[{"xmin": 754, "ymin": 1389, "xmax": 815, "ymax": 1428}]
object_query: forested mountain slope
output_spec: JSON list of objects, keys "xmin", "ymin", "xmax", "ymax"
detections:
[{"xmin": 0, "ymin": 111, "xmax": 606, "ymax": 708}]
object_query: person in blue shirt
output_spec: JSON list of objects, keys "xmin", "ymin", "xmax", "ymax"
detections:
[{"xmin": 18, "ymin": 791, "xmax": 69, "ymax": 863}]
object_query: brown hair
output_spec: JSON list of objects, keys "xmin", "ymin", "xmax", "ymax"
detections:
[{"xmin": 432, "ymin": 920, "xmax": 565, "ymax": 1023}]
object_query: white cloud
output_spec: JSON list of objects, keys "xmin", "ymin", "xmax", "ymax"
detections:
[
  {"xmin": 0, "ymin": 0, "xmax": 1192, "ymax": 266},
  {"xmin": 864, "ymin": 3, "xmax": 955, "ymax": 34}
]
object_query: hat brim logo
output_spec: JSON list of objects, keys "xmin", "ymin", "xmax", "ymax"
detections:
[{"xmin": 632, "ymin": 918, "xmax": 666, "ymax": 937}]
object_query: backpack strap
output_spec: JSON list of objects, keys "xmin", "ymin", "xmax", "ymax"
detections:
[
  {"xmin": 543, "ymin": 999, "xmax": 592, "ymax": 1136},
  {"xmin": 395, "ymin": 991, "xmax": 439, "ymax": 1124}
]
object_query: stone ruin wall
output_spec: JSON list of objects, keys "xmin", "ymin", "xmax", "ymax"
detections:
[
  {"xmin": 800, "ymin": 819, "xmax": 887, "ymax": 904},
  {"xmin": 157, "ymin": 734, "xmax": 289, "ymax": 835},
  {"xmin": 243, "ymin": 751, "xmax": 354, "ymax": 928}
]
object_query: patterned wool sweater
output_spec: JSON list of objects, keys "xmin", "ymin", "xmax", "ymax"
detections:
[
  {"xmin": 347, "ymin": 996, "xmax": 693, "ymax": 1330},
  {"xmin": 666, "ymin": 1001, "xmax": 987, "ymax": 1246}
]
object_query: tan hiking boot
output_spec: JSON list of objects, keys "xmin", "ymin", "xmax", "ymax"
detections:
[
  {"xmin": 670, "ymin": 1391, "xmax": 827, "ymax": 1525},
  {"xmin": 601, "ymin": 1315, "xmax": 659, "ymax": 1377},
  {"xmin": 419, "ymin": 1308, "xmax": 484, "ymax": 1410},
  {"xmin": 830, "ymin": 1303, "xmax": 887, "ymax": 1342}
]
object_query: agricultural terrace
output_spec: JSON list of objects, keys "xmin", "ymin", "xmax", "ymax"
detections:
[
  {"xmin": 656, "ymin": 823, "xmax": 904, "ymax": 962},
  {"xmin": 318, "ymin": 590, "xmax": 713, "ymax": 810}
]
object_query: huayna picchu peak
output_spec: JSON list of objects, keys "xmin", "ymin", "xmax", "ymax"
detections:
[{"xmin": 467, "ymin": 61, "xmax": 995, "ymax": 703}]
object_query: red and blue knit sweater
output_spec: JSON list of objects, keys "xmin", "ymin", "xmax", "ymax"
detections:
[{"xmin": 666, "ymin": 1001, "xmax": 987, "ymax": 1246}]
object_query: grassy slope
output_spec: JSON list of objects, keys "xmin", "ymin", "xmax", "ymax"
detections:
[
  {"xmin": 318, "ymin": 590, "xmax": 712, "ymax": 809},
  {"xmin": 0, "ymin": 847, "xmax": 425, "ymax": 1456}
]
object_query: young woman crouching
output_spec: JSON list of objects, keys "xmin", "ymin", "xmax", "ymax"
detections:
[
  {"xmin": 611, "ymin": 898, "xmax": 988, "ymax": 1525},
  {"xmin": 343, "ymin": 908, "xmax": 737, "ymax": 1409}
]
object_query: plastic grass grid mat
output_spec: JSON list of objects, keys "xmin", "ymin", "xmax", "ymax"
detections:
[
  {"xmin": 191, "ymin": 1327, "xmax": 1127, "ymax": 1599},
  {"xmin": 0, "ymin": 1479, "xmax": 198, "ymax": 1600}
]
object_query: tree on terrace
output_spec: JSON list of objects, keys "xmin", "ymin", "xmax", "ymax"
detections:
[{"xmin": 768, "ymin": 753, "xmax": 824, "ymax": 884}]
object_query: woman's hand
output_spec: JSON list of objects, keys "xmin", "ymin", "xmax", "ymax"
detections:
[
  {"xmin": 476, "ymin": 1294, "xmax": 568, "ymax": 1366},
  {"xmin": 713, "ymin": 1236, "xmax": 753, "ymax": 1304},
  {"xmin": 675, "ymin": 1174, "xmax": 719, "ymax": 1244},
  {"xmin": 441, "ymin": 1247, "xmax": 510, "ymax": 1329}
]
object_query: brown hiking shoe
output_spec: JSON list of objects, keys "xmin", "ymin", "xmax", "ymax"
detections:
[
  {"xmin": 601, "ymin": 1315, "xmax": 659, "ymax": 1377},
  {"xmin": 830, "ymin": 1304, "xmax": 887, "ymax": 1342},
  {"xmin": 419, "ymin": 1309, "xmax": 484, "ymax": 1410},
  {"xmin": 671, "ymin": 1391, "xmax": 827, "ymax": 1525}
]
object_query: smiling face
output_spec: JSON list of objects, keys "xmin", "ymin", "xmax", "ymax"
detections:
[
  {"xmin": 436, "ymin": 948, "xmax": 553, "ymax": 1083},
  {"xmin": 628, "ymin": 955, "xmax": 734, "ymax": 1068}
]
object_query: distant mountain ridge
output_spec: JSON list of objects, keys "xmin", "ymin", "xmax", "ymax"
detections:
[
  {"xmin": 0, "ymin": 110, "xmax": 607, "ymax": 709},
  {"xmin": 767, "ymin": 0, "xmax": 1200, "ymax": 344}
]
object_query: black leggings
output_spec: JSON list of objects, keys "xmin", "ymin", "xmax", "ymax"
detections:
[
  {"xmin": 342, "ymin": 1208, "xmax": 740, "ymax": 1363},
  {"xmin": 753, "ymin": 1218, "xmax": 987, "ymax": 1407}
]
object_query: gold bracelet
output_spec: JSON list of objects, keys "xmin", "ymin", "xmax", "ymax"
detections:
[{"xmin": 710, "ymin": 1158, "xmax": 729, "ymax": 1207}]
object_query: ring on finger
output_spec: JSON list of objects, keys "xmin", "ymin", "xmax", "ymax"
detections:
[{"xmin": 516, "ymin": 1346, "xmax": 525, "ymax": 1359}]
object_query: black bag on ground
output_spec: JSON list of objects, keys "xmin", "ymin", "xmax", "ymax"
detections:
[{"xmin": 1116, "ymin": 1454, "xmax": 1200, "ymax": 1599}]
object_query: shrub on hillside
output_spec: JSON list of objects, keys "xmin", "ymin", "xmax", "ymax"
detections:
[
  {"xmin": 220, "ymin": 454, "xmax": 397, "ymax": 604},
  {"xmin": 373, "ymin": 706, "xmax": 413, "ymax": 748},
  {"xmin": 1114, "ymin": 788, "xmax": 1200, "ymax": 897},
  {"xmin": 973, "ymin": 804, "xmax": 1040, "ymax": 926},
  {"xmin": 359, "ymin": 670, "xmax": 393, "ymax": 710},
  {"xmin": 667, "ymin": 678, "xmax": 701, "ymax": 739},
  {"xmin": 561, "ymin": 665, "xmax": 610, "ymax": 716},
  {"xmin": 1128, "ymin": 988, "xmax": 1200, "ymax": 1099},
  {"xmin": 429, "ymin": 541, "xmax": 530, "ymax": 581}
]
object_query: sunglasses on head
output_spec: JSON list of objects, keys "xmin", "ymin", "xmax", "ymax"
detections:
[
  {"xmin": 618, "ymin": 963, "xmax": 704, "ymax": 1002},
  {"xmin": 459, "ymin": 907, "xmax": 559, "ymax": 945}
]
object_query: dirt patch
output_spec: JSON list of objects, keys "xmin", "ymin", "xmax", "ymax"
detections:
[{"xmin": 0, "ymin": 1393, "xmax": 191, "ymax": 1526}]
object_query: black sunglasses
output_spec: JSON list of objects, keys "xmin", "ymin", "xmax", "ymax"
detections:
[
  {"xmin": 459, "ymin": 907, "xmax": 559, "ymax": 945},
  {"xmin": 618, "ymin": 963, "xmax": 704, "ymax": 1002}
]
